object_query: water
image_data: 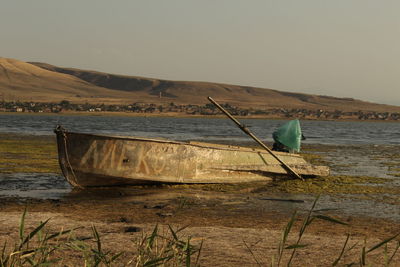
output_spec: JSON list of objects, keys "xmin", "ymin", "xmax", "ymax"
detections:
[
  {"xmin": 0, "ymin": 173, "xmax": 70, "ymax": 199},
  {"xmin": 1, "ymin": 114, "xmax": 400, "ymax": 145}
]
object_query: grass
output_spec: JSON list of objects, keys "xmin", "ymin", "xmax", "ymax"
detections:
[
  {"xmin": 0, "ymin": 210, "xmax": 202, "ymax": 267},
  {"xmin": 0, "ymin": 208, "xmax": 76, "ymax": 267},
  {"xmin": 2, "ymin": 199, "xmax": 399, "ymax": 266},
  {"xmin": 131, "ymin": 224, "xmax": 202, "ymax": 267},
  {"xmin": 244, "ymin": 196, "xmax": 400, "ymax": 266}
]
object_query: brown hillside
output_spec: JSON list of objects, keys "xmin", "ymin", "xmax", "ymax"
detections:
[
  {"xmin": 0, "ymin": 58, "xmax": 159, "ymax": 104},
  {"xmin": 30, "ymin": 62, "xmax": 400, "ymax": 112},
  {"xmin": 0, "ymin": 57, "xmax": 398, "ymax": 112}
]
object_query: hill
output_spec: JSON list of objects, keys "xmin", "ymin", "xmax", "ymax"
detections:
[{"xmin": 0, "ymin": 57, "xmax": 399, "ymax": 112}]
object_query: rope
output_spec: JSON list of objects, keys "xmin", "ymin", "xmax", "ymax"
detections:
[{"xmin": 55, "ymin": 125, "xmax": 82, "ymax": 188}]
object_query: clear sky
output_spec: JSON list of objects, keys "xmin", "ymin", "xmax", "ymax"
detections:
[{"xmin": 1, "ymin": 1, "xmax": 399, "ymax": 105}]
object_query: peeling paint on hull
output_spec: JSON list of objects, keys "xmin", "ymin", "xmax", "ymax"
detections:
[{"xmin": 55, "ymin": 127, "xmax": 329, "ymax": 188}]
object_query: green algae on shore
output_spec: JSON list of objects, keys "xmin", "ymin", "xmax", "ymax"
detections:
[
  {"xmin": 154, "ymin": 174, "xmax": 399, "ymax": 201},
  {"xmin": 0, "ymin": 134, "xmax": 59, "ymax": 173},
  {"xmin": 1, "ymin": 132, "xmax": 400, "ymax": 201},
  {"xmin": 264, "ymin": 175, "xmax": 398, "ymax": 194}
]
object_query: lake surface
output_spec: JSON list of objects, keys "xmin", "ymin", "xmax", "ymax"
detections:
[{"xmin": 1, "ymin": 113, "xmax": 400, "ymax": 145}]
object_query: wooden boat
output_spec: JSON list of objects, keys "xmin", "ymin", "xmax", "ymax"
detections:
[{"xmin": 54, "ymin": 125, "xmax": 329, "ymax": 188}]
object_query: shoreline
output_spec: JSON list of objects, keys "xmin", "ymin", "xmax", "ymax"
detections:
[
  {"xmin": 1, "ymin": 191, "xmax": 399, "ymax": 266},
  {"xmin": 1, "ymin": 111, "xmax": 399, "ymax": 123}
]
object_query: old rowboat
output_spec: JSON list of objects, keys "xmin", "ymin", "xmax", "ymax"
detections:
[{"xmin": 54, "ymin": 125, "xmax": 329, "ymax": 188}]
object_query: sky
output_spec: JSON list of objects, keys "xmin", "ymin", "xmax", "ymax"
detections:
[{"xmin": 1, "ymin": 1, "xmax": 399, "ymax": 105}]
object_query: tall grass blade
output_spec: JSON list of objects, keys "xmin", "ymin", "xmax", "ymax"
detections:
[
  {"xmin": 110, "ymin": 252, "xmax": 123, "ymax": 263},
  {"xmin": 1, "ymin": 241, "xmax": 6, "ymax": 261},
  {"xmin": 346, "ymin": 241, "xmax": 359, "ymax": 253},
  {"xmin": 387, "ymin": 241, "xmax": 400, "ymax": 265},
  {"xmin": 177, "ymin": 224, "xmax": 190, "ymax": 233},
  {"xmin": 19, "ymin": 219, "xmax": 50, "ymax": 250},
  {"xmin": 285, "ymin": 244, "xmax": 308, "ymax": 249},
  {"xmin": 143, "ymin": 255, "xmax": 172, "ymax": 267},
  {"xmin": 44, "ymin": 227, "xmax": 81, "ymax": 241},
  {"xmin": 91, "ymin": 225, "xmax": 101, "ymax": 252},
  {"xmin": 297, "ymin": 195, "xmax": 320, "ymax": 239},
  {"xmin": 19, "ymin": 249, "xmax": 35, "ymax": 258},
  {"xmin": 67, "ymin": 240, "xmax": 89, "ymax": 252},
  {"xmin": 168, "ymin": 225, "xmax": 179, "ymax": 241},
  {"xmin": 287, "ymin": 196, "xmax": 321, "ymax": 266},
  {"xmin": 147, "ymin": 224, "xmax": 158, "ymax": 249},
  {"xmin": 19, "ymin": 207, "xmax": 27, "ymax": 242},
  {"xmin": 243, "ymin": 240, "xmax": 262, "ymax": 267},
  {"xmin": 26, "ymin": 257, "xmax": 36, "ymax": 265},
  {"xmin": 332, "ymin": 233, "xmax": 350, "ymax": 266},
  {"xmin": 383, "ymin": 244, "xmax": 388, "ymax": 266},
  {"xmin": 360, "ymin": 238, "xmax": 366, "ymax": 266},
  {"xmin": 194, "ymin": 240, "xmax": 203, "ymax": 267},
  {"xmin": 313, "ymin": 215, "xmax": 348, "ymax": 226},
  {"xmin": 277, "ymin": 210, "xmax": 297, "ymax": 266},
  {"xmin": 367, "ymin": 232, "xmax": 400, "ymax": 253},
  {"xmin": 185, "ymin": 237, "xmax": 191, "ymax": 267}
]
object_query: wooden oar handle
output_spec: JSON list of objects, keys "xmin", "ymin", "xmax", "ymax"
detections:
[
  {"xmin": 207, "ymin": 97, "xmax": 251, "ymax": 135},
  {"xmin": 207, "ymin": 97, "xmax": 304, "ymax": 181}
]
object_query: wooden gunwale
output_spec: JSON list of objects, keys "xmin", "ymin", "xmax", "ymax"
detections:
[{"xmin": 65, "ymin": 131, "xmax": 302, "ymax": 157}]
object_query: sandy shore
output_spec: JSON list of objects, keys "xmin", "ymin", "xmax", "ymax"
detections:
[{"xmin": 1, "ymin": 188, "xmax": 399, "ymax": 266}]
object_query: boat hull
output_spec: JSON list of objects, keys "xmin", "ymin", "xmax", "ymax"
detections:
[{"xmin": 55, "ymin": 127, "xmax": 329, "ymax": 187}]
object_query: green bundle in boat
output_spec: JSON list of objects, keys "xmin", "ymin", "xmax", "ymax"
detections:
[{"xmin": 272, "ymin": 119, "xmax": 302, "ymax": 153}]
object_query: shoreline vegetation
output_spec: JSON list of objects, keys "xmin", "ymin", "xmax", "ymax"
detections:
[
  {"xmin": 1, "ymin": 100, "xmax": 400, "ymax": 121},
  {"xmin": 2, "ymin": 133, "xmax": 400, "ymax": 200},
  {"xmin": 1, "ymin": 198, "xmax": 399, "ymax": 266}
]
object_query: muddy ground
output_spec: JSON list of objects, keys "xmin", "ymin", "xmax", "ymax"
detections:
[
  {"xmin": 0, "ymin": 134, "xmax": 400, "ymax": 266},
  {"xmin": 1, "ymin": 189, "xmax": 400, "ymax": 266}
]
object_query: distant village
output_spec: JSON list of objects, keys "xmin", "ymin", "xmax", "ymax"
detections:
[{"xmin": 1, "ymin": 100, "xmax": 400, "ymax": 121}]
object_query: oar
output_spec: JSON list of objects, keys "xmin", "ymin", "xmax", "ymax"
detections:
[{"xmin": 207, "ymin": 96, "xmax": 304, "ymax": 181}]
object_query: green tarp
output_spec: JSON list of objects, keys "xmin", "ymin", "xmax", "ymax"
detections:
[{"xmin": 272, "ymin": 119, "xmax": 302, "ymax": 152}]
